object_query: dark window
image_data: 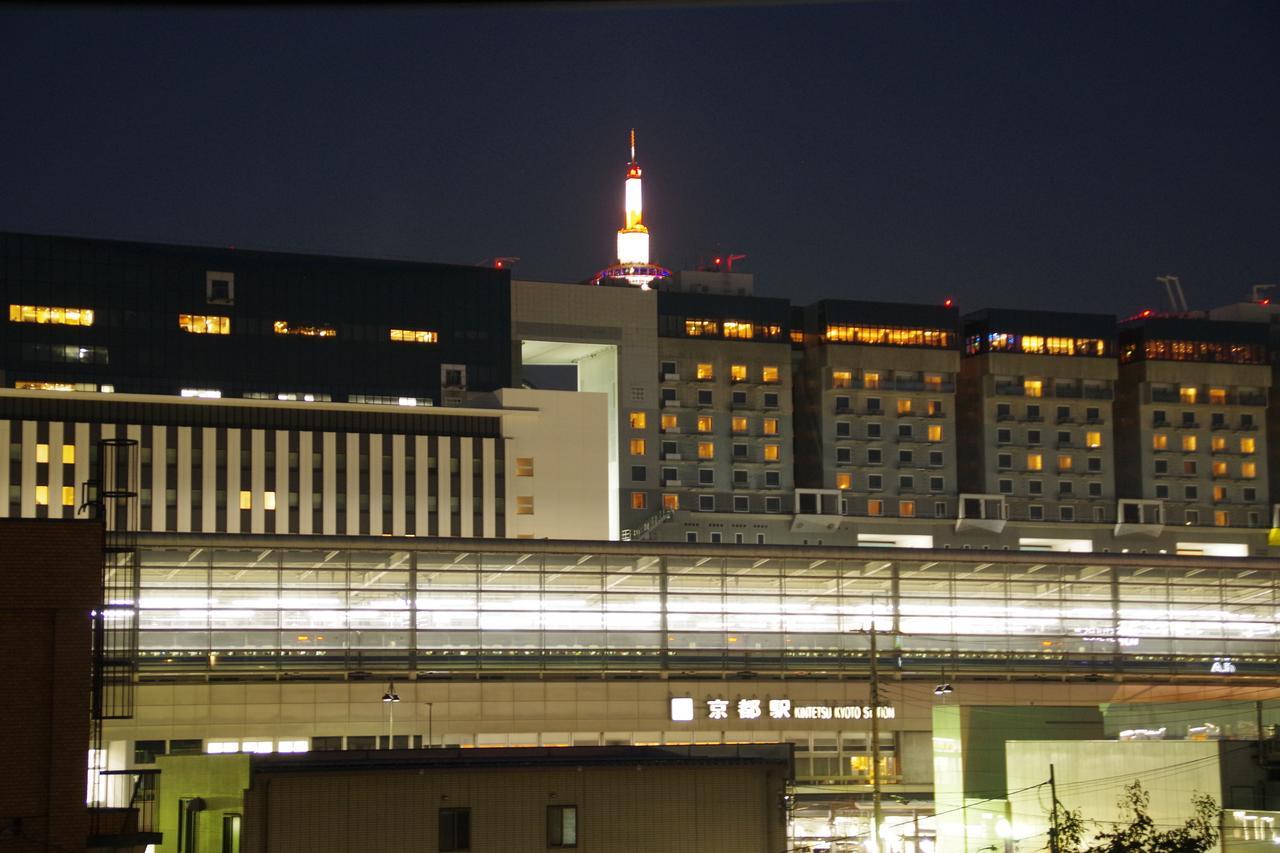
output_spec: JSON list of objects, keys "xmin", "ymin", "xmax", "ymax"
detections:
[
  {"xmin": 867, "ymin": 449, "xmax": 882, "ymax": 465},
  {"xmin": 1242, "ymin": 414, "xmax": 1255, "ymax": 427},
  {"xmin": 835, "ymin": 396, "xmax": 850, "ymax": 413},
  {"xmin": 765, "ymin": 497, "xmax": 781, "ymax": 513},
  {"xmin": 1087, "ymin": 457, "xmax": 1101, "ymax": 472},
  {"xmin": 732, "ymin": 390, "xmax": 747, "ymax": 405},
  {"xmin": 1059, "ymin": 506, "xmax": 1075, "ymax": 522},
  {"xmin": 1185, "ymin": 485, "xmax": 1198, "ymax": 500},
  {"xmin": 897, "ymin": 424, "xmax": 912, "ymax": 438},
  {"xmin": 930, "ymin": 476, "xmax": 944, "ymax": 492},
  {"xmin": 1028, "ymin": 430, "xmax": 1041, "ymax": 444},
  {"xmin": 134, "ymin": 740, "xmax": 166, "ymax": 764},
  {"xmin": 996, "ymin": 403, "xmax": 1011, "ymax": 419},
  {"xmin": 548, "ymin": 805, "xmax": 578, "ymax": 847},
  {"xmin": 1026, "ymin": 405, "xmax": 1041, "ymax": 419},
  {"xmin": 868, "ymin": 475, "xmax": 882, "ymax": 490},
  {"xmin": 835, "ymin": 421, "xmax": 851, "ymax": 438},
  {"xmin": 998, "ymin": 479, "xmax": 1013, "ymax": 494},
  {"xmin": 661, "ymin": 387, "xmax": 676, "ymax": 402},
  {"xmin": 997, "ymin": 428, "xmax": 1011, "ymax": 444},
  {"xmin": 1028, "ymin": 480, "xmax": 1043, "ymax": 495},
  {"xmin": 733, "ymin": 469, "xmax": 748, "ymax": 485},
  {"xmin": 439, "ymin": 808, "xmax": 471, "ymax": 852},
  {"xmin": 169, "ymin": 739, "xmax": 203, "ymax": 756},
  {"xmin": 997, "ymin": 453, "xmax": 1012, "ymax": 470},
  {"xmin": 699, "ymin": 495, "xmax": 715, "ymax": 511},
  {"xmin": 898, "ymin": 450, "xmax": 912, "ymax": 464},
  {"xmin": 1156, "ymin": 485, "xmax": 1169, "ymax": 498},
  {"xmin": 1211, "ymin": 412, "xmax": 1225, "ymax": 427},
  {"xmin": 697, "ymin": 389, "xmax": 713, "ymax": 406},
  {"xmin": 1088, "ymin": 482, "xmax": 1102, "ymax": 497},
  {"xmin": 699, "ymin": 469, "xmax": 714, "ymax": 485},
  {"xmin": 1152, "ymin": 410, "xmax": 1167, "ymax": 425},
  {"xmin": 661, "ymin": 467, "xmax": 677, "ymax": 482},
  {"xmin": 630, "ymin": 466, "xmax": 646, "ymax": 482},
  {"xmin": 867, "ymin": 423, "xmax": 882, "ymax": 439},
  {"xmin": 836, "ymin": 448, "xmax": 852, "ymax": 463},
  {"xmin": 347, "ymin": 735, "xmax": 376, "ymax": 750},
  {"xmin": 733, "ymin": 443, "xmax": 748, "ymax": 458},
  {"xmin": 1056, "ymin": 431, "xmax": 1070, "ymax": 444},
  {"xmin": 1057, "ymin": 406, "xmax": 1070, "ymax": 421},
  {"xmin": 1086, "ymin": 407, "xmax": 1100, "ymax": 421},
  {"xmin": 1245, "ymin": 487, "xmax": 1258, "ymax": 502},
  {"xmin": 1029, "ymin": 504, "xmax": 1044, "ymax": 520},
  {"xmin": 311, "ymin": 736, "xmax": 343, "ymax": 751},
  {"xmin": 929, "ymin": 451, "xmax": 943, "ymax": 466},
  {"xmin": 898, "ymin": 475, "xmax": 913, "ymax": 490},
  {"xmin": 1059, "ymin": 481, "xmax": 1073, "ymax": 495},
  {"xmin": 733, "ymin": 496, "xmax": 749, "ymax": 512},
  {"xmin": 661, "ymin": 360, "xmax": 676, "ymax": 375},
  {"xmin": 765, "ymin": 471, "xmax": 780, "ymax": 487},
  {"xmin": 686, "ymin": 531, "xmax": 698, "ymax": 542},
  {"xmin": 763, "ymin": 392, "xmax": 779, "ymax": 408},
  {"xmin": 1182, "ymin": 411, "xmax": 1195, "ymax": 426},
  {"xmin": 866, "ymin": 397, "xmax": 881, "ymax": 413}
]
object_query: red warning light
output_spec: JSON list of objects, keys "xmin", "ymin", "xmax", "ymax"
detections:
[
  {"xmin": 714, "ymin": 257, "xmax": 722, "ymax": 265},
  {"xmin": 943, "ymin": 298, "xmax": 953, "ymax": 308},
  {"xmin": 1263, "ymin": 299, "xmax": 1271, "ymax": 306},
  {"xmin": 495, "ymin": 260, "xmax": 503, "ymax": 268},
  {"xmin": 1141, "ymin": 309, "xmax": 1153, "ymax": 317}
]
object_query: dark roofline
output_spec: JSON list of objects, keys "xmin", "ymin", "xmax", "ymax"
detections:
[
  {"xmin": 962, "ymin": 308, "xmax": 1117, "ymax": 339},
  {"xmin": 1118, "ymin": 316, "xmax": 1270, "ymax": 346},
  {"xmin": 1, "ymin": 230, "xmax": 504, "ymax": 277},
  {"xmin": 248, "ymin": 744, "xmax": 793, "ymax": 776},
  {"xmin": 806, "ymin": 299, "xmax": 958, "ymax": 331}
]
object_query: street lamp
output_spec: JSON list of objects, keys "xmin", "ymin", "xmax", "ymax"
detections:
[{"xmin": 382, "ymin": 681, "xmax": 401, "ymax": 747}]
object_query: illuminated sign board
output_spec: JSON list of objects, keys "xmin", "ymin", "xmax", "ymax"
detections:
[{"xmin": 671, "ymin": 696, "xmax": 895, "ymax": 722}]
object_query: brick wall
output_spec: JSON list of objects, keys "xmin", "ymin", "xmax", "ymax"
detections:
[{"xmin": 0, "ymin": 519, "xmax": 102, "ymax": 853}]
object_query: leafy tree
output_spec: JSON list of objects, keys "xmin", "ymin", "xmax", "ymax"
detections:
[{"xmin": 1047, "ymin": 780, "xmax": 1219, "ymax": 853}]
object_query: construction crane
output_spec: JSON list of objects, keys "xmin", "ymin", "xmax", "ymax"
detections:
[{"xmin": 1155, "ymin": 275, "xmax": 1188, "ymax": 313}]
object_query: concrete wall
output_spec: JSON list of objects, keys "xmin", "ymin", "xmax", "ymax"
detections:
[
  {"xmin": 242, "ymin": 761, "xmax": 786, "ymax": 853},
  {"xmin": 498, "ymin": 388, "xmax": 611, "ymax": 540},
  {"xmin": 155, "ymin": 754, "xmax": 251, "ymax": 853}
]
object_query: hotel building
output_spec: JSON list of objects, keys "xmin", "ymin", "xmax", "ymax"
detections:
[{"xmin": 1115, "ymin": 316, "xmax": 1271, "ymax": 529}]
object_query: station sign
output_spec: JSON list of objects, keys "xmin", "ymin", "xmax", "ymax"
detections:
[{"xmin": 670, "ymin": 696, "xmax": 895, "ymax": 723}]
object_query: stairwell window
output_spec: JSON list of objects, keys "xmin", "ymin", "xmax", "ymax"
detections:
[
  {"xmin": 517, "ymin": 496, "xmax": 535, "ymax": 515},
  {"xmin": 516, "ymin": 458, "xmax": 534, "ymax": 477},
  {"xmin": 631, "ymin": 492, "xmax": 647, "ymax": 510}
]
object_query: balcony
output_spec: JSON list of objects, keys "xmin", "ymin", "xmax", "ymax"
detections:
[
  {"xmin": 660, "ymin": 372, "xmax": 681, "ymax": 382},
  {"xmin": 1083, "ymin": 386, "xmax": 1113, "ymax": 400},
  {"xmin": 88, "ymin": 769, "xmax": 161, "ymax": 850},
  {"xmin": 661, "ymin": 478, "xmax": 683, "ymax": 487},
  {"xmin": 994, "ymin": 383, "xmax": 1025, "ymax": 397},
  {"xmin": 661, "ymin": 452, "xmax": 683, "ymax": 461},
  {"xmin": 661, "ymin": 398, "xmax": 683, "ymax": 409}
]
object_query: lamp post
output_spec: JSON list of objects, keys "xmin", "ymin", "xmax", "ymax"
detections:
[{"xmin": 381, "ymin": 681, "xmax": 401, "ymax": 748}]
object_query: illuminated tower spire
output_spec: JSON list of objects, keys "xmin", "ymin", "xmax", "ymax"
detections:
[
  {"xmin": 592, "ymin": 128, "xmax": 670, "ymax": 289},
  {"xmin": 616, "ymin": 128, "xmax": 649, "ymax": 265}
]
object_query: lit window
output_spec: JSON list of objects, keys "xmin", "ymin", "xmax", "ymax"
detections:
[
  {"xmin": 1025, "ymin": 453, "xmax": 1043, "ymax": 471},
  {"xmin": 697, "ymin": 416, "xmax": 713, "ymax": 433},
  {"xmin": 1214, "ymin": 510, "xmax": 1230, "ymax": 527},
  {"xmin": 1024, "ymin": 379, "xmax": 1043, "ymax": 398},
  {"xmin": 897, "ymin": 399, "xmax": 912, "ymax": 415},
  {"xmin": 730, "ymin": 364, "xmax": 748, "ymax": 383},
  {"xmin": 274, "ymin": 320, "xmax": 336, "ymax": 337},
  {"xmin": 264, "ymin": 491, "xmax": 277, "ymax": 511},
  {"xmin": 662, "ymin": 494, "xmax": 679, "ymax": 511},
  {"xmin": 1213, "ymin": 486, "xmax": 1227, "ymax": 502},
  {"xmin": 1182, "ymin": 435, "xmax": 1197, "ymax": 452},
  {"xmin": 178, "ymin": 314, "xmax": 231, "ymax": 334},
  {"xmin": 762, "ymin": 366, "xmax": 779, "ymax": 383},
  {"xmin": 61, "ymin": 445, "xmax": 75, "ymax": 464},
  {"xmin": 629, "ymin": 411, "xmax": 647, "ymax": 429},
  {"xmin": 35, "ymin": 486, "xmax": 49, "ymax": 506},
  {"xmin": 516, "ymin": 458, "xmax": 534, "ymax": 477},
  {"xmin": 389, "ymin": 328, "xmax": 439, "ymax": 343},
  {"xmin": 1180, "ymin": 386, "xmax": 1198, "ymax": 404},
  {"xmin": 1058, "ymin": 455, "xmax": 1073, "ymax": 471},
  {"xmin": 517, "ymin": 496, "xmax": 535, "ymax": 515},
  {"xmin": 899, "ymin": 500, "xmax": 916, "ymax": 518},
  {"xmin": 35, "ymin": 444, "xmax": 49, "ymax": 463},
  {"xmin": 927, "ymin": 400, "xmax": 942, "ymax": 416},
  {"xmin": 1085, "ymin": 431, "xmax": 1101, "ymax": 449},
  {"xmin": 697, "ymin": 442, "xmax": 715, "ymax": 459},
  {"xmin": 1209, "ymin": 388, "xmax": 1227, "ymax": 405},
  {"xmin": 661, "ymin": 414, "xmax": 678, "ymax": 431},
  {"xmin": 836, "ymin": 472, "xmax": 852, "ymax": 490},
  {"xmin": 1242, "ymin": 462, "xmax": 1257, "ymax": 479},
  {"xmin": 8, "ymin": 304, "xmax": 94, "ymax": 326},
  {"xmin": 925, "ymin": 374, "xmax": 943, "ymax": 388},
  {"xmin": 1211, "ymin": 436, "xmax": 1227, "ymax": 452},
  {"xmin": 686, "ymin": 319, "xmax": 718, "ymax": 337},
  {"xmin": 867, "ymin": 499, "xmax": 883, "ymax": 516},
  {"xmin": 629, "ymin": 439, "xmax": 646, "ymax": 456},
  {"xmin": 631, "ymin": 492, "xmax": 647, "ymax": 510},
  {"xmin": 206, "ymin": 741, "xmax": 239, "ymax": 754},
  {"xmin": 14, "ymin": 381, "xmax": 80, "ymax": 392},
  {"xmin": 824, "ymin": 324, "xmax": 954, "ymax": 348},
  {"xmin": 763, "ymin": 418, "xmax": 779, "ymax": 436},
  {"xmin": 61, "ymin": 486, "xmax": 75, "ymax": 507},
  {"xmin": 722, "ymin": 320, "xmax": 754, "ymax": 339},
  {"xmin": 927, "ymin": 424, "xmax": 943, "ymax": 442},
  {"xmin": 763, "ymin": 444, "xmax": 780, "ymax": 462},
  {"xmin": 863, "ymin": 371, "xmax": 881, "ymax": 389},
  {"xmin": 832, "ymin": 370, "xmax": 853, "ymax": 389},
  {"xmin": 1152, "ymin": 434, "xmax": 1168, "ymax": 450},
  {"xmin": 731, "ymin": 416, "xmax": 748, "ymax": 433},
  {"xmin": 239, "ymin": 491, "xmax": 252, "ymax": 510},
  {"xmin": 1212, "ymin": 461, "xmax": 1228, "ymax": 478},
  {"xmin": 695, "ymin": 363, "xmax": 714, "ymax": 380},
  {"xmin": 180, "ymin": 389, "xmax": 222, "ymax": 399},
  {"xmin": 1241, "ymin": 437, "xmax": 1256, "ymax": 454},
  {"xmin": 277, "ymin": 740, "xmax": 309, "ymax": 753}
]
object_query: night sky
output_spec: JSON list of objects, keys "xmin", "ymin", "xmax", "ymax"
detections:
[{"xmin": 2, "ymin": 1, "xmax": 1277, "ymax": 316}]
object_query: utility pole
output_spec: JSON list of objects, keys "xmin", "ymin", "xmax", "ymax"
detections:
[
  {"xmin": 869, "ymin": 624, "xmax": 883, "ymax": 853},
  {"xmin": 1048, "ymin": 763, "xmax": 1059, "ymax": 853}
]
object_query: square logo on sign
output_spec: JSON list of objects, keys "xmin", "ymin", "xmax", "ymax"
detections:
[{"xmin": 670, "ymin": 697, "xmax": 694, "ymax": 722}]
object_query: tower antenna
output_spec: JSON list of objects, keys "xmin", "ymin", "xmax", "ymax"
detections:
[{"xmin": 630, "ymin": 128, "xmax": 636, "ymax": 162}]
